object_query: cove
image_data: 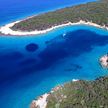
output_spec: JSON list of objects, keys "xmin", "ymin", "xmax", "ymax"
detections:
[{"xmin": 0, "ymin": 25, "xmax": 108, "ymax": 108}]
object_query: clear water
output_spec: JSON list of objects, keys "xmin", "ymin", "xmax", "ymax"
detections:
[
  {"xmin": 0, "ymin": 0, "xmax": 107, "ymax": 108},
  {"xmin": 0, "ymin": 0, "xmax": 96, "ymax": 25},
  {"xmin": 0, "ymin": 25, "xmax": 108, "ymax": 108}
]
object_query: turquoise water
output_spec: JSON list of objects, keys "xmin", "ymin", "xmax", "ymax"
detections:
[
  {"xmin": 0, "ymin": 25, "xmax": 108, "ymax": 108},
  {"xmin": 0, "ymin": 0, "xmax": 107, "ymax": 108}
]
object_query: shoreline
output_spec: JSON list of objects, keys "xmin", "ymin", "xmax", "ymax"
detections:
[
  {"xmin": 0, "ymin": 20, "xmax": 108, "ymax": 36},
  {"xmin": 100, "ymin": 54, "xmax": 108, "ymax": 68},
  {"xmin": 32, "ymin": 76, "xmax": 108, "ymax": 108},
  {"xmin": 30, "ymin": 79, "xmax": 79, "ymax": 108}
]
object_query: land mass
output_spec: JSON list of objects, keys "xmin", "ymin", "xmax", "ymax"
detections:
[
  {"xmin": 11, "ymin": 0, "xmax": 108, "ymax": 31},
  {"xmin": 0, "ymin": 0, "xmax": 108, "ymax": 35},
  {"xmin": 100, "ymin": 54, "xmax": 108, "ymax": 68},
  {"xmin": 30, "ymin": 76, "xmax": 108, "ymax": 108}
]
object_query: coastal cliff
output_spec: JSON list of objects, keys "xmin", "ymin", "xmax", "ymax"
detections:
[{"xmin": 30, "ymin": 77, "xmax": 108, "ymax": 108}]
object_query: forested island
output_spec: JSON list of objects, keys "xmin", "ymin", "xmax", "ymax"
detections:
[
  {"xmin": 0, "ymin": 0, "xmax": 108, "ymax": 35},
  {"xmin": 11, "ymin": 0, "xmax": 108, "ymax": 31},
  {"xmin": 31, "ymin": 76, "xmax": 108, "ymax": 108}
]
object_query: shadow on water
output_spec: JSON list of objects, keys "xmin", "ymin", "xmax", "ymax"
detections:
[{"xmin": 0, "ymin": 29, "xmax": 108, "ymax": 86}]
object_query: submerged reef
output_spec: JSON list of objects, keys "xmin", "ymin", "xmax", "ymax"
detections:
[{"xmin": 26, "ymin": 43, "xmax": 38, "ymax": 52}]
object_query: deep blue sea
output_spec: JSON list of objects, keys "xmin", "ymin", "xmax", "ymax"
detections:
[{"xmin": 1, "ymin": 0, "xmax": 108, "ymax": 108}]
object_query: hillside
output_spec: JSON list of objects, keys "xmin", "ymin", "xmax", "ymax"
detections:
[{"xmin": 46, "ymin": 76, "xmax": 108, "ymax": 108}]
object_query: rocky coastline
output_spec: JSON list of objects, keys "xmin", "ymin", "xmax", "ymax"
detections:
[{"xmin": 100, "ymin": 54, "xmax": 108, "ymax": 68}]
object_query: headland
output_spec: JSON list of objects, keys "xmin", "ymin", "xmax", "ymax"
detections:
[
  {"xmin": 0, "ymin": 0, "xmax": 108, "ymax": 36},
  {"xmin": 30, "ymin": 76, "xmax": 108, "ymax": 108}
]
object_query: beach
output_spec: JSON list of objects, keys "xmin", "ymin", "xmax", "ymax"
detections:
[
  {"xmin": 0, "ymin": 20, "xmax": 108, "ymax": 108},
  {"xmin": 0, "ymin": 20, "xmax": 108, "ymax": 36},
  {"xmin": 1, "ymin": 0, "xmax": 108, "ymax": 108},
  {"xmin": 30, "ymin": 79, "xmax": 79, "ymax": 108}
]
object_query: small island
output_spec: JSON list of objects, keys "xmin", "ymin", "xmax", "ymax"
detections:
[
  {"xmin": 100, "ymin": 54, "xmax": 108, "ymax": 68},
  {"xmin": 30, "ymin": 76, "xmax": 108, "ymax": 108},
  {"xmin": 0, "ymin": 0, "xmax": 108, "ymax": 35}
]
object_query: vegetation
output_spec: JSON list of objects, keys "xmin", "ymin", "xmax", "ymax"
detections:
[
  {"xmin": 11, "ymin": 0, "xmax": 108, "ymax": 31},
  {"xmin": 46, "ymin": 76, "xmax": 108, "ymax": 108}
]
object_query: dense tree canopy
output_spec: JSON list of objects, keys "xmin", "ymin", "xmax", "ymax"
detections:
[{"xmin": 12, "ymin": 0, "xmax": 108, "ymax": 31}]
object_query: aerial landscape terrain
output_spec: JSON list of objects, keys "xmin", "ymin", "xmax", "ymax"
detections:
[{"xmin": 0, "ymin": 0, "xmax": 108, "ymax": 108}]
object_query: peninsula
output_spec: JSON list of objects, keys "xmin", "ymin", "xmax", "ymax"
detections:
[
  {"xmin": 30, "ymin": 76, "xmax": 108, "ymax": 108},
  {"xmin": 0, "ymin": 0, "xmax": 108, "ymax": 35}
]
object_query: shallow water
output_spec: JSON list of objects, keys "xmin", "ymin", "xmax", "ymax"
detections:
[
  {"xmin": 0, "ymin": 0, "xmax": 106, "ymax": 108},
  {"xmin": 0, "ymin": 25, "xmax": 108, "ymax": 108}
]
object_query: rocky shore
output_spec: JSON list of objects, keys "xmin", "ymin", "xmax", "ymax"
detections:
[
  {"xmin": 30, "ymin": 85, "xmax": 62, "ymax": 108},
  {"xmin": 30, "ymin": 76, "xmax": 108, "ymax": 108},
  {"xmin": 100, "ymin": 54, "xmax": 108, "ymax": 68},
  {"xmin": 30, "ymin": 79, "xmax": 78, "ymax": 108},
  {"xmin": 46, "ymin": 77, "xmax": 108, "ymax": 108}
]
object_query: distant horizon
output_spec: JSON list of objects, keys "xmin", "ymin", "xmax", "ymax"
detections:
[
  {"xmin": 0, "ymin": 0, "xmax": 96, "ymax": 25},
  {"xmin": 0, "ymin": 0, "xmax": 108, "ymax": 108}
]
